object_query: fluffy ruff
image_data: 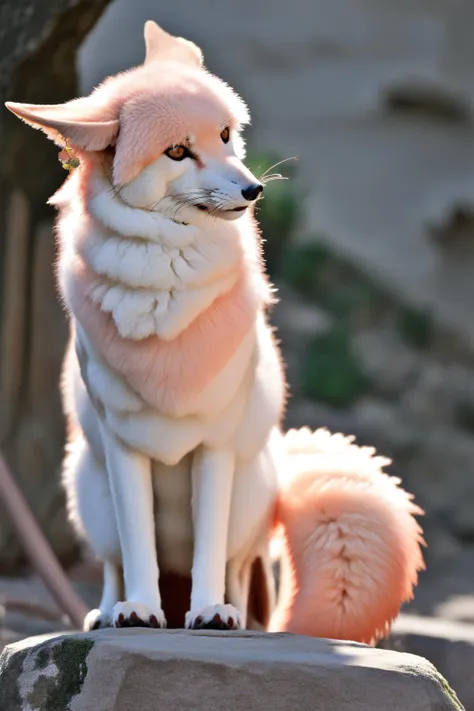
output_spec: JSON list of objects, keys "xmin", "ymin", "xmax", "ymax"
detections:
[
  {"xmin": 272, "ymin": 428, "xmax": 424, "ymax": 643},
  {"xmin": 5, "ymin": 18, "xmax": 425, "ymax": 642}
]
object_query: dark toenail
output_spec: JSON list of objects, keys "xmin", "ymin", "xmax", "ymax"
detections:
[
  {"xmin": 149, "ymin": 615, "xmax": 158, "ymax": 628},
  {"xmin": 212, "ymin": 614, "xmax": 222, "ymax": 624},
  {"xmin": 228, "ymin": 617, "xmax": 234, "ymax": 627},
  {"xmin": 130, "ymin": 611, "xmax": 139, "ymax": 622},
  {"xmin": 118, "ymin": 613, "xmax": 124, "ymax": 624},
  {"xmin": 195, "ymin": 616, "xmax": 203, "ymax": 626}
]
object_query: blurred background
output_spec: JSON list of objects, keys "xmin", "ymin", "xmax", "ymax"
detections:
[{"xmin": 1, "ymin": 0, "xmax": 474, "ymax": 704}]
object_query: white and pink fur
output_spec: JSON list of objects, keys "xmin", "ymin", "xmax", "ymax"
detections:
[{"xmin": 6, "ymin": 21, "xmax": 424, "ymax": 641}]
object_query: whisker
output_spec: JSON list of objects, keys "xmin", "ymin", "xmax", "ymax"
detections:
[
  {"xmin": 261, "ymin": 173, "xmax": 288, "ymax": 184},
  {"xmin": 99, "ymin": 159, "xmax": 127, "ymax": 202},
  {"xmin": 258, "ymin": 155, "xmax": 299, "ymax": 181},
  {"xmin": 99, "ymin": 177, "xmax": 250, "ymax": 221},
  {"xmin": 142, "ymin": 195, "xmax": 167, "ymax": 211}
]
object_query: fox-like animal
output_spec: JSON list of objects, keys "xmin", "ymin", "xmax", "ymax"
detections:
[{"xmin": 6, "ymin": 21, "xmax": 424, "ymax": 641}]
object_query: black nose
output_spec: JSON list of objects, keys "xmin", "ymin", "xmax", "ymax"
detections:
[{"xmin": 241, "ymin": 183, "xmax": 263, "ymax": 201}]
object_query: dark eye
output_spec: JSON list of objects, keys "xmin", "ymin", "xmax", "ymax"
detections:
[
  {"xmin": 165, "ymin": 145, "xmax": 192, "ymax": 161},
  {"xmin": 220, "ymin": 126, "xmax": 230, "ymax": 144}
]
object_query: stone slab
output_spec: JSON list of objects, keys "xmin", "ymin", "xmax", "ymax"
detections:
[{"xmin": 0, "ymin": 629, "xmax": 464, "ymax": 710}]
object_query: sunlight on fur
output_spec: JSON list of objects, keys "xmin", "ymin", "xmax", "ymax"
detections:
[
  {"xmin": 5, "ymin": 19, "xmax": 424, "ymax": 640},
  {"xmin": 272, "ymin": 428, "xmax": 424, "ymax": 643}
]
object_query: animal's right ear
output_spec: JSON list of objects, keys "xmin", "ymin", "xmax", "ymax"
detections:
[
  {"xmin": 5, "ymin": 99, "xmax": 119, "ymax": 151},
  {"xmin": 144, "ymin": 20, "xmax": 203, "ymax": 67}
]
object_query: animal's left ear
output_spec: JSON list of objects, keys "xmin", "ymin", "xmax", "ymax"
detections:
[
  {"xmin": 144, "ymin": 20, "xmax": 203, "ymax": 67},
  {"xmin": 5, "ymin": 99, "xmax": 119, "ymax": 151}
]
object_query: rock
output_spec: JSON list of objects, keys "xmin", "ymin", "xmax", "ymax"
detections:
[
  {"xmin": 0, "ymin": 575, "xmax": 101, "ymax": 646},
  {"xmin": 380, "ymin": 78, "xmax": 472, "ymax": 124},
  {"xmin": 402, "ymin": 425, "xmax": 474, "ymax": 540},
  {"xmin": 0, "ymin": 631, "xmax": 23, "ymax": 656},
  {"xmin": 0, "ymin": 629, "xmax": 463, "ymax": 711},
  {"xmin": 436, "ymin": 597, "xmax": 474, "ymax": 626},
  {"xmin": 399, "ymin": 362, "xmax": 474, "ymax": 429},
  {"xmin": 380, "ymin": 614, "xmax": 474, "ymax": 711},
  {"xmin": 272, "ymin": 282, "xmax": 331, "ymax": 342},
  {"xmin": 353, "ymin": 326, "xmax": 474, "ymax": 427},
  {"xmin": 0, "ymin": 575, "xmax": 101, "ymax": 616},
  {"xmin": 418, "ymin": 524, "xmax": 463, "ymax": 570},
  {"xmin": 284, "ymin": 398, "xmax": 360, "ymax": 435},
  {"xmin": 402, "ymin": 545, "xmax": 474, "ymax": 623},
  {"xmin": 350, "ymin": 397, "xmax": 419, "ymax": 452},
  {"xmin": 352, "ymin": 327, "xmax": 421, "ymax": 397}
]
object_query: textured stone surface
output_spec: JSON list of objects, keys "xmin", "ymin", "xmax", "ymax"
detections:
[
  {"xmin": 0, "ymin": 629, "xmax": 464, "ymax": 711},
  {"xmin": 0, "ymin": 573, "xmax": 101, "ymax": 651},
  {"xmin": 381, "ymin": 614, "xmax": 474, "ymax": 711}
]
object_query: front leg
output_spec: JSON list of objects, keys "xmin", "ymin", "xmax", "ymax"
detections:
[
  {"xmin": 99, "ymin": 422, "xmax": 165, "ymax": 628},
  {"xmin": 186, "ymin": 445, "xmax": 241, "ymax": 631}
]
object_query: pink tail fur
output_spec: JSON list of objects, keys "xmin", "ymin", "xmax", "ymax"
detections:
[{"xmin": 271, "ymin": 428, "xmax": 425, "ymax": 644}]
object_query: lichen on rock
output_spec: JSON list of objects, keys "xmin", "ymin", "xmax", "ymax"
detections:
[
  {"xmin": 28, "ymin": 638, "xmax": 95, "ymax": 710},
  {"xmin": 0, "ymin": 636, "xmax": 94, "ymax": 711}
]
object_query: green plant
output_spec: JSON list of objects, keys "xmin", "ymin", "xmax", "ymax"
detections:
[
  {"xmin": 281, "ymin": 243, "xmax": 383, "ymax": 326},
  {"xmin": 397, "ymin": 306, "xmax": 433, "ymax": 349},
  {"xmin": 454, "ymin": 402, "xmax": 474, "ymax": 433},
  {"xmin": 280, "ymin": 243, "xmax": 331, "ymax": 295},
  {"xmin": 302, "ymin": 325, "xmax": 371, "ymax": 407}
]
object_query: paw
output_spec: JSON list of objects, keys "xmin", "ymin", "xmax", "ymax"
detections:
[
  {"xmin": 83, "ymin": 608, "xmax": 112, "ymax": 631},
  {"xmin": 185, "ymin": 604, "xmax": 242, "ymax": 631},
  {"xmin": 112, "ymin": 601, "xmax": 166, "ymax": 629}
]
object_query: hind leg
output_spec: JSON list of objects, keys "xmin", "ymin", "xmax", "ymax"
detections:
[
  {"xmin": 223, "ymin": 436, "xmax": 279, "ymax": 629},
  {"xmin": 226, "ymin": 529, "xmax": 276, "ymax": 632},
  {"xmin": 63, "ymin": 437, "xmax": 122, "ymax": 629}
]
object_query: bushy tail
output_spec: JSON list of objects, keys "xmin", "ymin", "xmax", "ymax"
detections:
[{"xmin": 270, "ymin": 428, "xmax": 425, "ymax": 644}]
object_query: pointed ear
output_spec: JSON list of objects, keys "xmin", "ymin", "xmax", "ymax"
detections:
[
  {"xmin": 144, "ymin": 20, "xmax": 203, "ymax": 67},
  {"xmin": 5, "ymin": 100, "xmax": 119, "ymax": 151}
]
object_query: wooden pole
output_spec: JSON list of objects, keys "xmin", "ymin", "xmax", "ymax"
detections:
[{"xmin": 0, "ymin": 452, "xmax": 87, "ymax": 629}]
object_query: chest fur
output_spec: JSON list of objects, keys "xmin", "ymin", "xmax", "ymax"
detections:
[{"xmin": 68, "ymin": 257, "xmax": 258, "ymax": 417}]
